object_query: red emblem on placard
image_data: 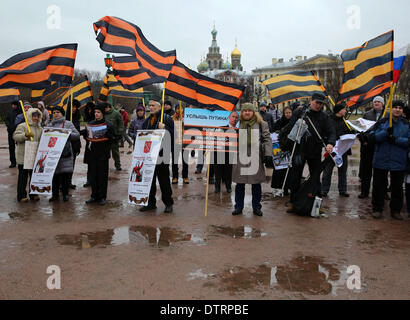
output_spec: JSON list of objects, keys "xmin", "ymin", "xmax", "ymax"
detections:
[
  {"xmin": 144, "ymin": 141, "xmax": 152, "ymax": 153},
  {"xmin": 48, "ymin": 137, "xmax": 58, "ymax": 148}
]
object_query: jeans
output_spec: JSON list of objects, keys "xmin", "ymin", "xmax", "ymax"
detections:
[
  {"xmin": 234, "ymin": 183, "xmax": 262, "ymax": 210},
  {"xmin": 372, "ymin": 168, "xmax": 404, "ymax": 213}
]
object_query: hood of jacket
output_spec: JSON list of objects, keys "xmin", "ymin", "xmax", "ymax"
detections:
[{"xmin": 26, "ymin": 108, "xmax": 42, "ymax": 127}]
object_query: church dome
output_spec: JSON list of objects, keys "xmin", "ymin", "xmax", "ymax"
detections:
[
  {"xmin": 197, "ymin": 60, "xmax": 209, "ymax": 72},
  {"xmin": 231, "ymin": 47, "xmax": 241, "ymax": 57}
]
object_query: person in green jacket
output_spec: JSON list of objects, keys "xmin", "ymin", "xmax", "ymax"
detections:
[{"xmin": 104, "ymin": 103, "xmax": 124, "ymax": 170}]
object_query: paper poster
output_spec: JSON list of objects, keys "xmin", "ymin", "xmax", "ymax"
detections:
[
  {"xmin": 128, "ymin": 130, "xmax": 165, "ymax": 206},
  {"xmin": 333, "ymin": 134, "xmax": 357, "ymax": 167},
  {"xmin": 29, "ymin": 127, "xmax": 71, "ymax": 195},
  {"xmin": 183, "ymin": 108, "xmax": 239, "ymax": 152},
  {"xmin": 23, "ymin": 141, "xmax": 39, "ymax": 170},
  {"xmin": 86, "ymin": 123, "xmax": 109, "ymax": 142},
  {"xmin": 346, "ymin": 118, "xmax": 376, "ymax": 132}
]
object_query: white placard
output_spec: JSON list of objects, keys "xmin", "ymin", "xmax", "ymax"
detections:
[
  {"xmin": 30, "ymin": 127, "xmax": 71, "ymax": 195},
  {"xmin": 346, "ymin": 118, "xmax": 375, "ymax": 132},
  {"xmin": 23, "ymin": 141, "xmax": 39, "ymax": 170},
  {"xmin": 128, "ymin": 130, "xmax": 165, "ymax": 206}
]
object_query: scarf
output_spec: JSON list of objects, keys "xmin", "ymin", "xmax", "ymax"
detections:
[{"xmin": 240, "ymin": 116, "xmax": 257, "ymax": 148}]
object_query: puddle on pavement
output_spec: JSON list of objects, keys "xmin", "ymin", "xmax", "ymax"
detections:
[
  {"xmin": 56, "ymin": 225, "xmax": 204, "ymax": 249},
  {"xmin": 207, "ymin": 225, "xmax": 267, "ymax": 239},
  {"xmin": 356, "ymin": 229, "xmax": 410, "ymax": 250},
  {"xmin": 177, "ymin": 194, "xmax": 206, "ymax": 201},
  {"xmin": 203, "ymin": 256, "xmax": 348, "ymax": 296}
]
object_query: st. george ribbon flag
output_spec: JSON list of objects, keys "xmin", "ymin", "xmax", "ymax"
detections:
[
  {"xmin": 263, "ymin": 70, "xmax": 327, "ymax": 105},
  {"xmin": 338, "ymin": 30, "xmax": 393, "ymax": 102},
  {"xmin": 0, "ymin": 44, "xmax": 77, "ymax": 89}
]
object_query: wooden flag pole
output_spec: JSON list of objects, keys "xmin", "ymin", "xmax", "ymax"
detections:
[
  {"xmin": 382, "ymin": 83, "xmax": 396, "ymax": 121},
  {"xmin": 179, "ymin": 100, "xmax": 182, "ymax": 118},
  {"xmin": 70, "ymin": 88, "xmax": 73, "ymax": 122},
  {"xmin": 19, "ymin": 100, "xmax": 33, "ymax": 141},
  {"xmin": 160, "ymin": 82, "xmax": 165, "ymax": 123},
  {"xmin": 204, "ymin": 150, "xmax": 211, "ymax": 217}
]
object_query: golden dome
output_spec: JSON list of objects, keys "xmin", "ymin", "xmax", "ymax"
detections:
[{"xmin": 231, "ymin": 39, "xmax": 241, "ymax": 57}]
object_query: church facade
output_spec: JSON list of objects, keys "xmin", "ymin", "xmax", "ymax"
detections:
[{"xmin": 197, "ymin": 24, "xmax": 248, "ymax": 85}]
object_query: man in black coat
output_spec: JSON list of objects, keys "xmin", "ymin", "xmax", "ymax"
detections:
[
  {"xmin": 140, "ymin": 99, "xmax": 174, "ymax": 213},
  {"xmin": 84, "ymin": 103, "xmax": 115, "ymax": 206},
  {"xmin": 286, "ymin": 93, "xmax": 337, "ymax": 208},
  {"xmin": 5, "ymin": 101, "xmax": 20, "ymax": 168},
  {"xmin": 259, "ymin": 103, "xmax": 275, "ymax": 133},
  {"xmin": 357, "ymin": 96, "xmax": 385, "ymax": 198},
  {"xmin": 321, "ymin": 104, "xmax": 355, "ymax": 197}
]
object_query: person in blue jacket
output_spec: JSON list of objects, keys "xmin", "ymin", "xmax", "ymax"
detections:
[{"xmin": 371, "ymin": 100, "xmax": 409, "ymax": 220}]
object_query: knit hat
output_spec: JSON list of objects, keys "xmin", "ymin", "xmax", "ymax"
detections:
[
  {"xmin": 94, "ymin": 103, "xmax": 106, "ymax": 115},
  {"xmin": 240, "ymin": 103, "xmax": 256, "ymax": 112},
  {"xmin": 333, "ymin": 103, "xmax": 346, "ymax": 114},
  {"xmin": 136, "ymin": 105, "xmax": 145, "ymax": 111},
  {"xmin": 23, "ymin": 102, "xmax": 32, "ymax": 109},
  {"xmin": 392, "ymin": 100, "xmax": 405, "ymax": 109},
  {"xmin": 52, "ymin": 106, "xmax": 65, "ymax": 116},
  {"xmin": 373, "ymin": 96, "xmax": 385, "ymax": 105}
]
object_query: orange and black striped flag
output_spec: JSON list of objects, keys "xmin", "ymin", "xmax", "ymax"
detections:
[
  {"xmin": 262, "ymin": 71, "xmax": 327, "ymax": 105},
  {"xmin": 112, "ymin": 56, "xmax": 161, "ymax": 90},
  {"xmin": 50, "ymin": 75, "xmax": 93, "ymax": 109},
  {"xmin": 93, "ymin": 16, "xmax": 176, "ymax": 83},
  {"xmin": 0, "ymin": 44, "xmax": 77, "ymax": 89},
  {"xmin": 165, "ymin": 60, "xmax": 244, "ymax": 111},
  {"xmin": 99, "ymin": 70, "xmax": 144, "ymax": 101},
  {"xmin": 0, "ymin": 88, "xmax": 20, "ymax": 103},
  {"xmin": 338, "ymin": 30, "xmax": 393, "ymax": 102},
  {"xmin": 31, "ymin": 81, "xmax": 69, "ymax": 103},
  {"xmin": 346, "ymin": 82, "xmax": 391, "ymax": 110}
]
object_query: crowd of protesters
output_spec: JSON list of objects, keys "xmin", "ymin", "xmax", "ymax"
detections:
[{"xmin": 5, "ymin": 94, "xmax": 410, "ymax": 220}]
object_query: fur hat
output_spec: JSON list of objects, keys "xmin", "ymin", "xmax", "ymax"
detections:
[
  {"xmin": 52, "ymin": 106, "xmax": 65, "ymax": 116},
  {"xmin": 333, "ymin": 103, "xmax": 346, "ymax": 114},
  {"xmin": 240, "ymin": 103, "xmax": 256, "ymax": 112}
]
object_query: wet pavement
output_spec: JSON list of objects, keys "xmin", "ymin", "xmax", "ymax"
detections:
[{"xmin": 0, "ymin": 124, "xmax": 410, "ymax": 299}]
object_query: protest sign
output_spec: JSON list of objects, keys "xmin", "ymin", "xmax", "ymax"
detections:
[
  {"xmin": 23, "ymin": 141, "xmax": 39, "ymax": 170},
  {"xmin": 128, "ymin": 130, "xmax": 165, "ymax": 206},
  {"xmin": 183, "ymin": 108, "xmax": 238, "ymax": 152},
  {"xmin": 30, "ymin": 127, "xmax": 71, "ymax": 195},
  {"xmin": 346, "ymin": 118, "xmax": 375, "ymax": 132}
]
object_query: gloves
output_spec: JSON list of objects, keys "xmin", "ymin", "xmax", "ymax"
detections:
[
  {"xmin": 387, "ymin": 135, "xmax": 396, "ymax": 144},
  {"xmin": 264, "ymin": 156, "xmax": 274, "ymax": 168},
  {"xmin": 387, "ymin": 126, "xmax": 394, "ymax": 136},
  {"xmin": 25, "ymin": 131, "xmax": 34, "ymax": 139}
]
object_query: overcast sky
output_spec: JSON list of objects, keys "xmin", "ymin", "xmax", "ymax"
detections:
[{"xmin": 0, "ymin": 0, "xmax": 409, "ymax": 76}]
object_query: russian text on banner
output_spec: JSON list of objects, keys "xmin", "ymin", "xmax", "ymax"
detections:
[{"xmin": 183, "ymin": 108, "xmax": 238, "ymax": 153}]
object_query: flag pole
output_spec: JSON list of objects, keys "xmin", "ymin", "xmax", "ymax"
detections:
[
  {"xmin": 19, "ymin": 100, "xmax": 33, "ymax": 141},
  {"xmin": 70, "ymin": 87, "xmax": 73, "ymax": 122},
  {"xmin": 160, "ymin": 82, "xmax": 165, "ymax": 123},
  {"xmin": 204, "ymin": 150, "xmax": 210, "ymax": 217}
]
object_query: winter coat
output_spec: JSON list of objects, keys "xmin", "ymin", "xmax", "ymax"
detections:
[
  {"xmin": 85, "ymin": 118, "xmax": 115, "ymax": 161},
  {"xmin": 104, "ymin": 106, "xmax": 124, "ymax": 139},
  {"xmin": 273, "ymin": 115, "xmax": 291, "ymax": 132},
  {"xmin": 121, "ymin": 110, "xmax": 130, "ymax": 128},
  {"xmin": 128, "ymin": 115, "xmax": 146, "ymax": 140},
  {"xmin": 363, "ymin": 108, "xmax": 383, "ymax": 122},
  {"xmin": 373, "ymin": 117, "xmax": 409, "ymax": 171},
  {"xmin": 13, "ymin": 108, "xmax": 43, "ymax": 165},
  {"xmin": 6, "ymin": 108, "xmax": 20, "ymax": 133},
  {"xmin": 268, "ymin": 107, "xmax": 281, "ymax": 122},
  {"xmin": 70, "ymin": 110, "xmax": 82, "ymax": 156},
  {"xmin": 14, "ymin": 113, "xmax": 25, "ymax": 127},
  {"xmin": 288, "ymin": 106, "xmax": 336, "ymax": 159},
  {"xmin": 260, "ymin": 111, "xmax": 275, "ymax": 133},
  {"xmin": 232, "ymin": 117, "xmax": 272, "ymax": 184},
  {"xmin": 48, "ymin": 117, "xmax": 80, "ymax": 174}
]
